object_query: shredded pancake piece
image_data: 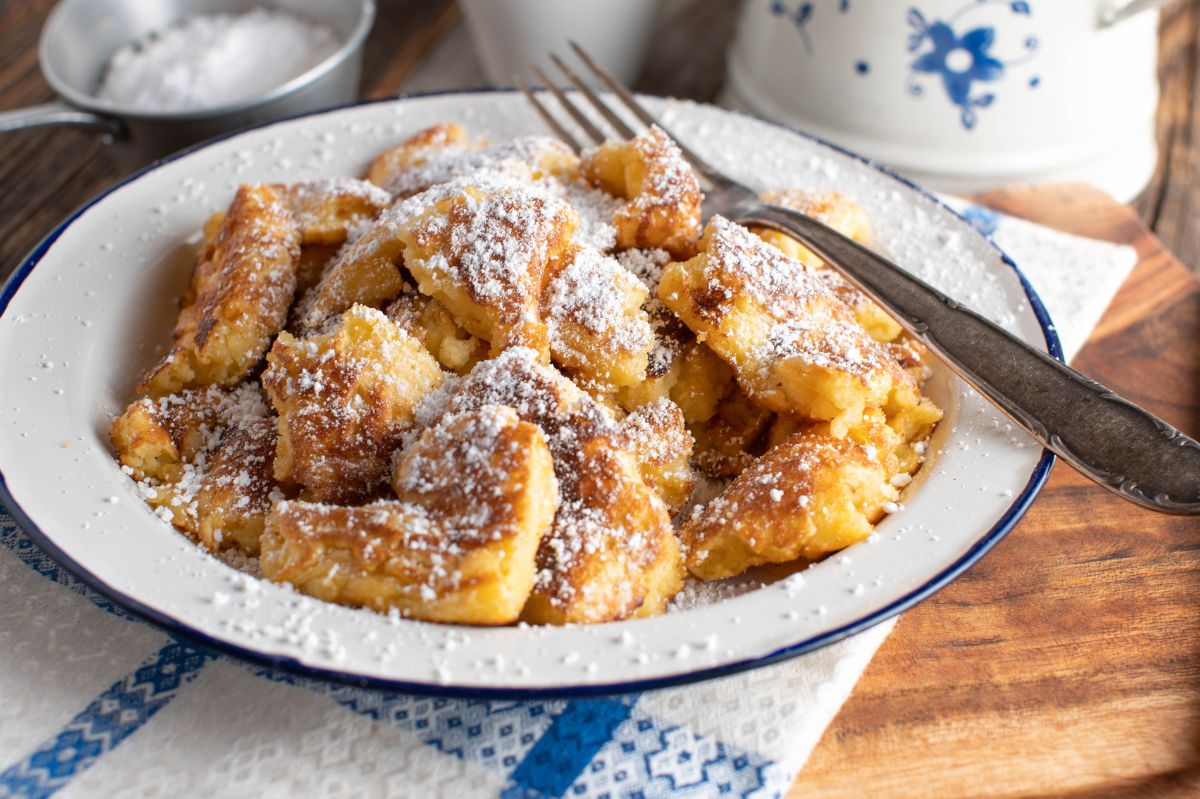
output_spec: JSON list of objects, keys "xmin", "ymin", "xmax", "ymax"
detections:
[
  {"xmin": 389, "ymin": 171, "xmax": 579, "ymax": 358},
  {"xmin": 618, "ymin": 397, "xmax": 696, "ymax": 515},
  {"xmin": 140, "ymin": 184, "xmax": 300, "ymax": 396},
  {"xmin": 273, "ymin": 178, "xmax": 391, "ymax": 246},
  {"xmin": 386, "ymin": 286, "xmax": 488, "ymax": 375},
  {"xmin": 658, "ymin": 215, "xmax": 920, "ymax": 438},
  {"xmin": 544, "ymin": 245, "xmax": 654, "ymax": 389},
  {"xmin": 261, "ymin": 406, "xmax": 558, "ymax": 624},
  {"xmin": 681, "ymin": 427, "xmax": 897, "ymax": 579},
  {"xmin": 262, "ymin": 304, "xmax": 445, "ymax": 504},
  {"xmin": 196, "ymin": 417, "xmax": 280, "ymax": 555},
  {"xmin": 434, "ymin": 348, "xmax": 683, "ymax": 624},
  {"xmin": 581, "ymin": 126, "xmax": 703, "ymax": 258}
]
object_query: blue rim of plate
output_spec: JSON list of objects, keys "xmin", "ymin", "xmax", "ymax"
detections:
[{"xmin": 0, "ymin": 89, "xmax": 1060, "ymax": 699}]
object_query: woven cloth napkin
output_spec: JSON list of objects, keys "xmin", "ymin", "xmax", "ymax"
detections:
[{"xmin": 0, "ymin": 204, "xmax": 1135, "ymax": 799}]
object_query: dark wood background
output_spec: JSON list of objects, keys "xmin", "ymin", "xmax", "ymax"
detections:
[{"xmin": 1, "ymin": 2, "xmax": 1198, "ymax": 797}]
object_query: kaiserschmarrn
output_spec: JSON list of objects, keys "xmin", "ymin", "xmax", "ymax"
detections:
[{"xmin": 111, "ymin": 122, "xmax": 942, "ymax": 626}]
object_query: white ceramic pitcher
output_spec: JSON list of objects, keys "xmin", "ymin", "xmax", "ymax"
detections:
[{"xmin": 723, "ymin": 0, "xmax": 1167, "ymax": 201}]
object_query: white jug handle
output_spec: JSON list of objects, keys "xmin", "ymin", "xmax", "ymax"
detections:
[{"xmin": 1100, "ymin": 0, "xmax": 1171, "ymax": 27}]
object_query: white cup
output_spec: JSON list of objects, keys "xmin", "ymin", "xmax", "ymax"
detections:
[
  {"xmin": 459, "ymin": 0, "xmax": 660, "ymax": 87},
  {"xmin": 723, "ymin": 0, "xmax": 1166, "ymax": 201}
]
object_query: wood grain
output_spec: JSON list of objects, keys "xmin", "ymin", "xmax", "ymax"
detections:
[
  {"xmin": 792, "ymin": 184, "xmax": 1200, "ymax": 799},
  {"xmin": 0, "ymin": 0, "xmax": 459, "ymax": 282},
  {"xmin": 1135, "ymin": 0, "xmax": 1200, "ymax": 277}
]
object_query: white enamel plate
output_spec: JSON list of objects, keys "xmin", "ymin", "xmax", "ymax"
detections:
[{"xmin": 0, "ymin": 92, "xmax": 1056, "ymax": 696}]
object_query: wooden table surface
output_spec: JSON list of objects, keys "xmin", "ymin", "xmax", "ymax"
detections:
[{"xmin": 1, "ymin": 2, "xmax": 1198, "ymax": 797}]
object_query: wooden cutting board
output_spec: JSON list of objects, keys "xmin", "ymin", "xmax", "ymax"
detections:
[{"xmin": 789, "ymin": 183, "xmax": 1200, "ymax": 798}]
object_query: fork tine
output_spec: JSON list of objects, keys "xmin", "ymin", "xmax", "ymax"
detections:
[
  {"xmin": 549, "ymin": 53, "xmax": 637, "ymax": 140},
  {"xmin": 531, "ymin": 66, "xmax": 608, "ymax": 146},
  {"xmin": 515, "ymin": 74, "xmax": 583, "ymax": 153},
  {"xmin": 567, "ymin": 40, "xmax": 722, "ymax": 178}
]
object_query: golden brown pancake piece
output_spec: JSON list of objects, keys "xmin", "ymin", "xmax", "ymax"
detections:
[
  {"xmin": 436, "ymin": 348, "xmax": 683, "ymax": 624},
  {"xmin": 658, "ymin": 215, "xmax": 919, "ymax": 438},
  {"xmin": 581, "ymin": 126, "xmax": 703, "ymax": 258},
  {"xmin": 260, "ymin": 406, "xmax": 558, "ymax": 624},
  {"xmin": 681, "ymin": 427, "xmax": 898, "ymax": 580},
  {"xmin": 262, "ymin": 304, "xmax": 444, "ymax": 504},
  {"xmin": 140, "ymin": 184, "xmax": 300, "ymax": 396},
  {"xmin": 390, "ymin": 172, "xmax": 579, "ymax": 358}
]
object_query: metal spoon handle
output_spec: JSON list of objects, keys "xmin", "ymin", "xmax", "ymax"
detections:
[
  {"xmin": 741, "ymin": 205, "xmax": 1200, "ymax": 516},
  {"xmin": 0, "ymin": 101, "xmax": 123, "ymax": 138}
]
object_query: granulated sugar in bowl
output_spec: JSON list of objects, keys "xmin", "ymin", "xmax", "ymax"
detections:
[{"xmin": 96, "ymin": 8, "xmax": 340, "ymax": 112}]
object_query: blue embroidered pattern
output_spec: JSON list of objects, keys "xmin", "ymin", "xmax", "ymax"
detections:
[
  {"xmin": 0, "ymin": 643, "xmax": 213, "ymax": 799},
  {"xmin": 563, "ymin": 715, "xmax": 783, "ymax": 797},
  {"xmin": 0, "ymin": 512, "xmax": 787, "ymax": 799},
  {"xmin": 905, "ymin": 1, "xmax": 1040, "ymax": 130}
]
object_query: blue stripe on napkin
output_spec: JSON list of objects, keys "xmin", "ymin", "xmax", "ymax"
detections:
[
  {"xmin": 503, "ymin": 696, "xmax": 639, "ymax": 798},
  {"xmin": 0, "ymin": 642, "xmax": 212, "ymax": 799}
]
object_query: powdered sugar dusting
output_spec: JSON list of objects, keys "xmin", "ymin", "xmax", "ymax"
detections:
[{"xmin": 545, "ymin": 247, "xmax": 652, "ymax": 363}]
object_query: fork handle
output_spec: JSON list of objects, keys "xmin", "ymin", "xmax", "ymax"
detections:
[{"xmin": 740, "ymin": 205, "xmax": 1200, "ymax": 516}]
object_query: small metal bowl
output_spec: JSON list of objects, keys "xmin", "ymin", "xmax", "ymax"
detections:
[{"xmin": 0, "ymin": 0, "xmax": 375, "ymax": 167}]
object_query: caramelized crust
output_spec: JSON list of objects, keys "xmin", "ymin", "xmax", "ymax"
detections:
[
  {"xmin": 261, "ymin": 407, "xmax": 558, "ymax": 624},
  {"xmin": 581, "ymin": 126, "xmax": 702, "ymax": 258},
  {"xmin": 367, "ymin": 123, "xmax": 471, "ymax": 191},
  {"xmin": 370, "ymin": 123, "xmax": 579, "ymax": 198},
  {"xmin": 296, "ymin": 216, "xmax": 409, "ymax": 331},
  {"xmin": 140, "ymin": 184, "xmax": 300, "ymax": 396},
  {"xmin": 613, "ymin": 304, "xmax": 693, "ymax": 413},
  {"xmin": 110, "ymin": 384, "xmax": 264, "ymax": 483},
  {"xmin": 544, "ymin": 246, "xmax": 653, "ymax": 389},
  {"xmin": 196, "ymin": 418, "xmax": 279, "ymax": 554},
  {"xmin": 521, "ymin": 436, "xmax": 683, "ymax": 624},
  {"xmin": 658, "ymin": 216, "xmax": 921, "ymax": 438},
  {"xmin": 391, "ymin": 174, "xmax": 579, "ymax": 357},
  {"xmin": 262, "ymin": 304, "xmax": 445, "ymax": 504},
  {"xmin": 681, "ymin": 428, "xmax": 898, "ymax": 580},
  {"xmin": 440, "ymin": 349, "xmax": 683, "ymax": 624},
  {"xmin": 273, "ymin": 178, "xmax": 392, "ymax": 246}
]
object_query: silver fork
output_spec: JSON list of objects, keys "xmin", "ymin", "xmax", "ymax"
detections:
[{"xmin": 518, "ymin": 43, "xmax": 1200, "ymax": 516}]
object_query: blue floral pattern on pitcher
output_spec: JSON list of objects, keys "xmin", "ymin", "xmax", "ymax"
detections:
[
  {"xmin": 763, "ymin": 0, "xmax": 1040, "ymax": 131},
  {"xmin": 905, "ymin": 1, "xmax": 1040, "ymax": 130},
  {"xmin": 769, "ymin": 0, "xmax": 853, "ymax": 55}
]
